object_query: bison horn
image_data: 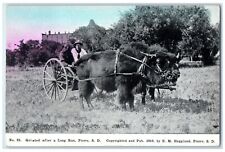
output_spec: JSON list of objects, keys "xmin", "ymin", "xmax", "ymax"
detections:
[{"xmin": 176, "ymin": 52, "xmax": 180, "ymax": 59}]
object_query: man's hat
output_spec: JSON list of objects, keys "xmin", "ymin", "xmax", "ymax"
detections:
[{"xmin": 74, "ymin": 40, "xmax": 83, "ymax": 45}]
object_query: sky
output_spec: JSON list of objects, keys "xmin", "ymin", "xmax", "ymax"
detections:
[
  {"xmin": 5, "ymin": 4, "xmax": 220, "ymax": 50},
  {"xmin": 5, "ymin": 5, "xmax": 134, "ymax": 49}
]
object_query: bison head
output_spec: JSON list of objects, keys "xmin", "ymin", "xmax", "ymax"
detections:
[{"xmin": 145, "ymin": 51, "xmax": 180, "ymax": 87}]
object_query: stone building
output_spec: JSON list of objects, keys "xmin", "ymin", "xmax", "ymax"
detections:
[{"xmin": 42, "ymin": 31, "xmax": 72, "ymax": 44}]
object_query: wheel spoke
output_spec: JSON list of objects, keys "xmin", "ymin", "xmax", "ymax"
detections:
[
  {"xmin": 67, "ymin": 75, "xmax": 74, "ymax": 79},
  {"xmin": 44, "ymin": 70, "xmax": 54, "ymax": 79},
  {"xmin": 56, "ymin": 74, "xmax": 66, "ymax": 81},
  {"xmin": 44, "ymin": 81, "xmax": 54, "ymax": 89},
  {"xmin": 50, "ymin": 84, "xmax": 55, "ymax": 99},
  {"xmin": 50, "ymin": 60, "xmax": 57, "ymax": 78},
  {"xmin": 46, "ymin": 63, "xmax": 54, "ymax": 76},
  {"xmin": 43, "ymin": 77, "xmax": 56, "ymax": 81},
  {"xmin": 56, "ymin": 67, "xmax": 63, "ymax": 78},
  {"xmin": 59, "ymin": 73, "xmax": 67, "ymax": 77},
  {"xmin": 57, "ymin": 81, "xmax": 67, "ymax": 85},
  {"xmin": 56, "ymin": 82, "xmax": 66, "ymax": 91},
  {"xmin": 46, "ymin": 83, "xmax": 54, "ymax": 95},
  {"xmin": 53, "ymin": 61, "xmax": 58, "ymax": 77},
  {"xmin": 50, "ymin": 60, "xmax": 55, "ymax": 69},
  {"xmin": 55, "ymin": 84, "xmax": 60, "ymax": 99},
  {"xmin": 54, "ymin": 83, "xmax": 57, "ymax": 100}
]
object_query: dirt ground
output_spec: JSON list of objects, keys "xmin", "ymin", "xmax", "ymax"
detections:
[{"xmin": 5, "ymin": 65, "xmax": 220, "ymax": 134}]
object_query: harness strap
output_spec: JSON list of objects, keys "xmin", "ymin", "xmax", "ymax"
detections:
[
  {"xmin": 146, "ymin": 84, "xmax": 176, "ymax": 91},
  {"xmin": 120, "ymin": 51, "xmax": 162, "ymax": 74},
  {"xmin": 140, "ymin": 51, "xmax": 156, "ymax": 57},
  {"xmin": 114, "ymin": 49, "xmax": 121, "ymax": 74},
  {"xmin": 156, "ymin": 63, "xmax": 163, "ymax": 73},
  {"xmin": 137, "ymin": 56, "xmax": 148, "ymax": 73},
  {"xmin": 75, "ymin": 50, "xmax": 162, "ymax": 82},
  {"xmin": 121, "ymin": 52, "xmax": 152, "ymax": 70},
  {"xmin": 76, "ymin": 72, "xmax": 142, "ymax": 82}
]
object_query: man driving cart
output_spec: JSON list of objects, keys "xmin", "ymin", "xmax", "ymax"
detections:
[
  {"xmin": 59, "ymin": 38, "xmax": 87, "ymax": 66},
  {"xmin": 59, "ymin": 38, "xmax": 87, "ymax": 90}
]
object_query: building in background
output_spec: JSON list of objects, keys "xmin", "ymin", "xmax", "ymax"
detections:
[{"xmin": 42, "ymin": 31, "xmax": 72, "ymax": 44}]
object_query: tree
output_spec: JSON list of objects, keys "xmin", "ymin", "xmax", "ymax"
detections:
[
  {"xmin": 177, "ymin": 6, "xmax": 219, "ymax": 65},
  {"xmin": 15, "ymin": 40, "xmax": 30, "ymax": 66},
  {"xmin": 14, "ymin": 39, "xmax": 42, "ymax": 66},
  {"xmin": 11, "ymin": 39, "xmax": 62, "ymax": 67},
  {"xmin": 101, "ymin": 28, "xmax": 121, "ymax": 50},
  {"xmin": 110, "ymin": 6, "xmax": 183, "ymax": 53},
  {"xmin": 71, "ymin": 19, "xmax": 107, "ymax": 52},
  {"xmin": 110, "ymin": 5, "xmax": 219, "ymax": 65},
  {"xmin": 27, "ymin": 48, "xmax": 50, "ymax": 66},
  {"xmin": 26, "ymin": 40, "xmax": 40, "ymax": 49},
  {"xmin": 41, "ymin": 40, "xmax": 63, "ymax": 58},
  {"xmin": 6, "ymin": 49, "xmax": 16, "ymax": 66}
]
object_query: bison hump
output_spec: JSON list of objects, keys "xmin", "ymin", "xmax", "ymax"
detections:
[
  {"xmin": 74, "ymin": 53, "xmax": 98, "ymax": 66},
  {"xmin": 73, "ymin": 54, "xmax": 90, "ymax": 66}
]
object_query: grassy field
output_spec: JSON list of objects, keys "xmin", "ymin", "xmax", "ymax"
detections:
[{"xmin": 5, "ymin": 65, "xmax": 220, "ymax": 134}]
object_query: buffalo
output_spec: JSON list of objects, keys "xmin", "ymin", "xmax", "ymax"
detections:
[
  {"xmin": 74, "ymin": 42, "xmax": 180, "ymax": 111},
  {"xmin": 134, "ymin": 49, "xmax": 181, "ymax": 104}
]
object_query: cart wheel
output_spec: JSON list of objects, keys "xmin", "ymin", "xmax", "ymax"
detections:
[
  {"xmin": 65, "ymin": 67, "xmax": 76, "ymax": 89},
  {"xmin": 43, "ymin": 58, "xmax": 68, "ymax": 102}
]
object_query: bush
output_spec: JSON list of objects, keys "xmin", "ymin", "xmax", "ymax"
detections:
[
  {"xmin": 6, "ymin": 49, "xmax": 16, "ymax": 66},
  {"xmin": 27, "ymin": 49, "xmax": 51, "ymax": 66},
  {"xmin": 179, "ymin": 61, "xmax": 203, "ymax": 68}
]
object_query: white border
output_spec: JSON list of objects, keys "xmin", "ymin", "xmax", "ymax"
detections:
[
  {"xmin": 1, "ymin": 0, "xmax": 224, "ymax": 151},
  {"xmin": 5, "ymin": 134, "xmax": 220, "ymax": 147},
  {"xmin": 1, "ymin": 0, "xmax": 224, "ymax": 4}
]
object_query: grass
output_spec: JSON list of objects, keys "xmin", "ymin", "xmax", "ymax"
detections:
[{"xmin": 5, "ymin": 66, "xmax": 220, "ymax": 134}]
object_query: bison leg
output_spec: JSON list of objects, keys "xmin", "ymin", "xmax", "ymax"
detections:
[
  {"xmin": 149, "ymin": 88, "xmax": 155, "ymax": 101},
  {"xmin": 78, "ymin": 81, "xmax": 94, "ymax": 109},
  {"xmin": 85, "ymin": 95, "xmax": 94, "ymax": 109},
  {"xmin": 128, "ymin": 95, "xmax": 134, "ymax": 111},
  {"xmin": 141, "ymin": 83, "xmax": 147, "ymax": 105},
  {"xmin": 116, "ymin": 89, "xmax": 126, "ymax": 110},
  {"xmin": 117, "ymin": 84, "xmax": 134, "ymax": 111},
  {"xmin": 79, "ymin": 94, "xmax": 84, "ymax": 109}
]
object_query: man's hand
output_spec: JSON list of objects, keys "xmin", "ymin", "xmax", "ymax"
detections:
[
  {"xmin": 61, "ymin": 61, "xmax": 68, "ymax": 67},
  {"xmin": 71, "ymin": 62, "xmax": 76, "ymax": 67}
]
